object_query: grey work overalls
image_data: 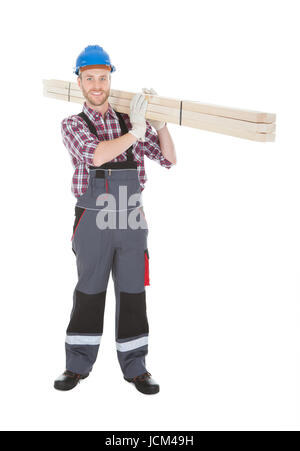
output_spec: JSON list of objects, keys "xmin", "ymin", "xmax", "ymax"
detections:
[{"xmin": 66, "ymin": 111, "xmax": 150, "ymax": 379}]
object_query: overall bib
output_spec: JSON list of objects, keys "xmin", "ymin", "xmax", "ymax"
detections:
[{"xmin": 66, "ymin": 111, "xmax": 150, "ymax": 379}]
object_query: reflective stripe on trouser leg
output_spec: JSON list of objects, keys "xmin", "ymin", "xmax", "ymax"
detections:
[
  {"xmin": 112, "ymin": 214, "xmax": 149, "ymax": 379},
  {"xmin": 65, "ymin": 288, "xmax": 107, "ymax": 374},
  {"xmin": 115, "ymin": 290, "xmax": 149, "ymax": 379}
]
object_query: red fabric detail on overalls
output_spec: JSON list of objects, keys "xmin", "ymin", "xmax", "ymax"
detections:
[{"xmin": 144, "ymin": 252, "xmax": 150, "ymax": 286}]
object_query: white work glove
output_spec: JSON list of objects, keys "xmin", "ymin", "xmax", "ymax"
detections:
[
  {"xmin": 142, "ymin": 87, "xmax": 166, "ymax": 131},
  {"xmin": 129, "ymin": 93, "xmax": 148, "ymax": 142}
]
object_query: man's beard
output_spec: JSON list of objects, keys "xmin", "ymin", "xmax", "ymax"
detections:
[{"xmin": 82, "ymin": 87, "xmax": 110, "ymax": 107}]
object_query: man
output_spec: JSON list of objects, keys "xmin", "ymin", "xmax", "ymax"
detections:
[{"xmin": 54, "ymin": 45, "xmax": 176, "ymax": 395}]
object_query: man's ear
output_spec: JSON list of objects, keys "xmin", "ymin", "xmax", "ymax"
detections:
[{"xmin": 77, "ymin": 76, "xmax": 81, "ymax": 89}]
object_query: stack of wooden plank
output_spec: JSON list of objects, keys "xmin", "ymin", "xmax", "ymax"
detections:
[{"xmin": 43, "ymin": 79, "xmax": 276, "ymax": 142}]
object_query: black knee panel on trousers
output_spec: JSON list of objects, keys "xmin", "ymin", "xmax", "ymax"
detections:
[
  {"xmin": 118, "ymin": 291, "xmax": 149, "ymax": 339},
  {"xmin": 67, "ymin": 289, "xmax": 106, "ymax": 334}
]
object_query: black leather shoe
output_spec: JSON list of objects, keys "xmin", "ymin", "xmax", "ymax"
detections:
[
  {"xmin": 124, "ymin": 371, "xmax": 159, "ymax": 395},
  {"xmin": 54, "ymin": 370, "xmax": 89, "ymax": 391}
]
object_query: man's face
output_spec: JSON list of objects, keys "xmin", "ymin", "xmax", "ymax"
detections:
[{"xmin": 77, "ymin": 68, "xmax": 111, "ymax": 107}]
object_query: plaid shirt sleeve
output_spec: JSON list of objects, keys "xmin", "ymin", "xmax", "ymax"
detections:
[
  {"xmin": 61, "ymin": 116, "xmax": 98, "ymax": 166},
  {"xmin": 143, "ymin": 121, "xmax": 174, "ymax": 169}
]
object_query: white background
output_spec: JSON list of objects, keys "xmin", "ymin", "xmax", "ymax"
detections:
[{"xmin": 1, "ymin": 0, "xmax": 300, "ymax": 431}]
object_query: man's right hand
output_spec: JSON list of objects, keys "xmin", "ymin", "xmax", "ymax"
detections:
[{"xmin": 128, "ymin": 93, "xmax": 148, "ymax": 142}]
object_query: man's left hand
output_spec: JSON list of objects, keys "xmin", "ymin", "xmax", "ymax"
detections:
[{"xmin": 142, "ymin": 88, "xmax": 166, "ymax": 131}]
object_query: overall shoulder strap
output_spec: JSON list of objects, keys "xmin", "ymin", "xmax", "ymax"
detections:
[
  {"xmin": 77, "ymin": 112, "xmax": 98, "ymax": 138},
  {"xmin": 114, "ymin": 110, "xmax": 129, "ymax": 135},
  {"xmin": 114, "ymin": 110, "xmax": 134, "ymax": 161}
]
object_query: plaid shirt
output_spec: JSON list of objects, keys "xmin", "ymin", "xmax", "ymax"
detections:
[{"xmin": 61, "ymin": 102, "xmax": 173, "ymax": 198}]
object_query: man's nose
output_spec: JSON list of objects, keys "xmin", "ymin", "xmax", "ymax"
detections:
[{"xmin": 92, "ymin": 81, "xmax": 102, "ymax": 91}]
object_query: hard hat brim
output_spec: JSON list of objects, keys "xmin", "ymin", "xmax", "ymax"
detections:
[{"xmin": 74, "ymin": 64, "xmax": 116, "ymax": 75}]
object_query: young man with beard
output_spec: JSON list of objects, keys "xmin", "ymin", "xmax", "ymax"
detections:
[{"xmin": 54, "ymin": 45, "xmax": 176, "ymax": 395}]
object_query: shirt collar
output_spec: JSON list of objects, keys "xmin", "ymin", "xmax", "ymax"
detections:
[{"xmin": 82, "ymin": 102, "xmax": 119, "ymax": 122}]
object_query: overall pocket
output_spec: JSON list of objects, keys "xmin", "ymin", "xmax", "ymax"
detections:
[{"xmin": 71, "ymin": 206, "xmax": 86, "ymax": 242}]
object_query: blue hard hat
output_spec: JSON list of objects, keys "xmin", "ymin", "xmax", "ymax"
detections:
[{"xmin": 74, "ymin": 45, "xmax": 116, "ymax": 75}]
